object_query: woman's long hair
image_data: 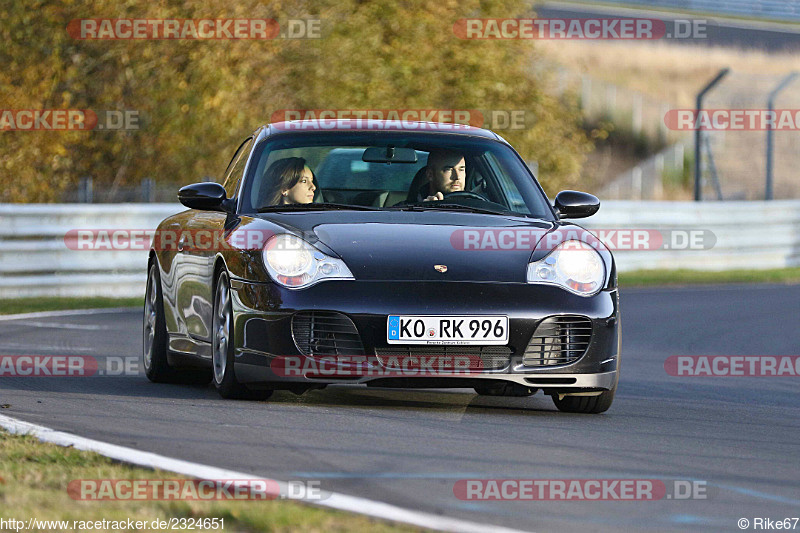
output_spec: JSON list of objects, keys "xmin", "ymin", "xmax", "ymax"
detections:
[{"xmin": 260, "ymin": 157, "xmax": 316, "ymax": 206}]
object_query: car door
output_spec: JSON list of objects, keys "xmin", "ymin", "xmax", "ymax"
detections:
[{"xmin": 175, "ymin": 137, "xmax": 254, "ymax": 345}]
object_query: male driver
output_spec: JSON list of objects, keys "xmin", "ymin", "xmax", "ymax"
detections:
[{"xmin": 422, "ymin": 149, "xmax": 466, "ymax": 201}]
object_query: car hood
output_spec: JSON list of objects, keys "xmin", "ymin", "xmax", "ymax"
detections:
[{"xmin": 259, "ymin": 211, "xmax": 555, "ymax": 282}]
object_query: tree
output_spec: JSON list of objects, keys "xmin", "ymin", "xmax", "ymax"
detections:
[{"xmin": 0, "ymin": 0, "xmax": 589, "ymax": 202}]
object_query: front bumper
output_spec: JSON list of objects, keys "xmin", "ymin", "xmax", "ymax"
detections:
[{"xmin": 229, "ymin": 279, "xmax": 620, "ymax": 391}]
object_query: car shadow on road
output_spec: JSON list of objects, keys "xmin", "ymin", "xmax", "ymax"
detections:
[
  {"xmin": 255, "ymin": 385, "xmax": 566, "ymax": 415},
  {"xmin": 0, "ymin": 376, "xmax": 571, "ymax": 414}
]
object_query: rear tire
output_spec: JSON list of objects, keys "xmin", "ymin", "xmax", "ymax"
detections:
[
  {"xmin": 143, "ymin": 263, "xmax": 211, "ymax": 385},
  {"xmin": 212, "ymin": 270, "xmax": 273, "ymax": 400},
  {"xmin": 552, "ymin": 387, "xmax": 615, "ymax": 414},
  {"xmin": 143, "ymin": 263, "xmax": 174, "ymax": 383}
]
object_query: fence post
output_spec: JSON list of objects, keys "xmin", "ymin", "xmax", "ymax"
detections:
[
  {"xmin": 654, "ymin": 153, "xmax": 664, "ymax": 199},
  {"xmin": 605, "ymin": 83, "xmax": 616, "ymax": 117},
  {"xmin": 78, "ymin": 176, "xmax": 93, "ymax": 203},
  {"xmin": 765, "ymin": 72, "xmax": 798, "ymax": 200},
  {"xmin": 141, "ymin": 178, "xmax": 155, "ymax": 203},
  {"xmin": 659, "ymin": 103, "xmax": 670, "ymax": 143},
  {"xmin": 632, "ymin": 93, "xmax": 642, "ymax": 135},
  {"xmin": 632, "ymin": 166, "xmax": 642, "ymax": 200},
  {"xmin": 674, "ymin": 143, "xmax": 684, "ymax": 174},
  {"xmin": 704, "ymin": 136, "xmax": 724, "ymax": 201},
  {"xmin": 694, "ymin": 68, "xmax": 729, "ymax": 202},
  {"xmin": 581, "ymin": 75, "xmax": 591, "ymax": 113}
]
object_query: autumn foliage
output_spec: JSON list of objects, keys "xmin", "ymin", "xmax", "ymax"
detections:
[{"xmin": 0, "ymin": 0, "xmax": 590, "ymax": 202}]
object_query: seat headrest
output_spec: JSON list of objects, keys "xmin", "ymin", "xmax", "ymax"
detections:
[{"xmin": 406, "ymin": 166, "xmax": 430, "ymax": 203}]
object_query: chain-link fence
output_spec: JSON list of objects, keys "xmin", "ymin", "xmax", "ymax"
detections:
[
  {"xmin": 550, "ymin": 65, "xmax": 800, "ymax": 201},
  {"xmin": 548, "ymin": 66, "xmax": 691, "ymax": 199},
  {"xmin": 696, "ymin": 70, "xmax": 800, "ymax": 201}
]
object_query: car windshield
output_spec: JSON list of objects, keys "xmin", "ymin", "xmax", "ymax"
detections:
[{"xmin": 240, "ymin": 131, "xmax": 554, "ymax": 220}]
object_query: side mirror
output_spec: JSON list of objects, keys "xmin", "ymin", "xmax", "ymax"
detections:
[
  {"xmin": 178, "ymin": 182, "xmax": 228, "ymax": 211},
  {"xmin": 554, "ymin": 190, "xmax": 600, "ymax": 219}
]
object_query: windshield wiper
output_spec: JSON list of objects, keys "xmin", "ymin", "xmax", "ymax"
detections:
[
  {"xmin": 388, "ymin": 202, "xmax": 517, "ymax": 217},
  {"xmin": 257, "ymin": 203, "xmax": 379, "ymax": 212}
]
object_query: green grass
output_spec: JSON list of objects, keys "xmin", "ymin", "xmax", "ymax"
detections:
[
  {"xmin": 0, "ymin": 429, "xmax": 422, "ymax": 533},
  {"xmin": 620, "ymin": 267, "xmax": 800, "ymax": 287},
  {"xmin": 0, "ymin": 297, "xmax": 143, "ymax": 315}
]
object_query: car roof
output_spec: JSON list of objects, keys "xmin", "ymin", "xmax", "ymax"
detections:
[{"xmin": 258, "ymin": 120, "xmax": 504, "ymax": 142}]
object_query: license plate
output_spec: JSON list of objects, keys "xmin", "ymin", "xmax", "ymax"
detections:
[{"xmin": 387, "ymin": 315, "xmax": 509, "ymax": 345}]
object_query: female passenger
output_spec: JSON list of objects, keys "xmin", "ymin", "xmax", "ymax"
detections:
[{"xmin": 261, "ymin": 157, "xmax": 317, "ymax": 206}]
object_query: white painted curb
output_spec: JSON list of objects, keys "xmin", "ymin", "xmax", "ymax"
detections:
[
  {"xmin": 0, "ymin": 307, "xmax": 138, "ymax": 322},
  {"xmin": 0, "ymin": 414, "xmax": 530, "ymax": 533}
]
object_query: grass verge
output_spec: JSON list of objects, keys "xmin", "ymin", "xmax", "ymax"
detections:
[
  {"xmin": 0, "ymin": 297, "xmax": 143, "ymax": 316},
  {"xmin": 620, "ymin": 267, "xmax": 800, "ymax": 287},
  {"xmin": 0, "ymin": 429, "xmax": 421, "ymax": 533}
]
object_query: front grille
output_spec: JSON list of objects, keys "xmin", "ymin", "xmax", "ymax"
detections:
[
  {"xmin": 291, "ymin": 311, "xmax": 365, "ymax": 356},
  {"xmin": 522, "ymin": 316, "xmax": 592, "ymax": 366},
  {"xmin": 375, "ymin": 346, "xmax": 512, "ymax": 371}
]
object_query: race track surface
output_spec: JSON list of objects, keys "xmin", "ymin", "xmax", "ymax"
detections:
[{"xmin": 1, "ymin": 285, "xmax": 798, "ymax": 532}]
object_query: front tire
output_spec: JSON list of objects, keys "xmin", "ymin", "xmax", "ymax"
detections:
[
  {"xmin": 212, "ymin": 270, "xmax": 273, "ymax": 400},
  {"xmin": 552, "ymin": 386, "xmax": 615, "ymax": 414},
  {"xmin": 474, "ymin": 383, "xmax": 536, "ymax": 397}
]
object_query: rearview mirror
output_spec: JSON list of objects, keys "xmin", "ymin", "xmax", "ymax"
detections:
[
  {"xmin": 178, "ymin": 182, "xmax": 228, "ymax": 211},
  {"xmin": 554, "ymin": 190, "xmax": 600, "ymax": 219},
  {"xmin": 362, "ymin": 146, "xmax": 418, "ymax": 164}
]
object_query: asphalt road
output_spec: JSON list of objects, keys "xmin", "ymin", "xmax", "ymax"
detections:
[
  {"xmin": 537, "ymin": 2, "xmax": 800, "ymax": 51},
  {"xmin": 1, "ymin": 285, "xmax": 799, "ymax": 532}
]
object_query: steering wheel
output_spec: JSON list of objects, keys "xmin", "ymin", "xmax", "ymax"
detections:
[{"xmin": 442, "ymin": 191, "xmax": 490, "ymax": 203}]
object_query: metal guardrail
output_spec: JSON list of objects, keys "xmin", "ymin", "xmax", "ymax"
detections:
[
  {"xmin": 583, "ymin": 200, "xmax": 800, "ymax": 272},
  {"xmin": 1, "ymin": 202, "xmax": 798, "ymax": 298},
  {"xmin": 0, "ymin": 204, "xmax": 181, "ymax": 299},
  {"xmin": 593, "ymin": 0, "xmax": 800, "ymax": 21}
]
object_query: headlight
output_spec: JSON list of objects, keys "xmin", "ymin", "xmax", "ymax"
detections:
[
  {"xmin": 527, "ymin": 240, "xmax": 605, "ymax": 296},
  {"xmin": 263, "ymin": 234, "xmax": 354, "ymax": 289}
]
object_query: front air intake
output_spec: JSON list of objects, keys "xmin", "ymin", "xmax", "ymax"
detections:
[
  {"xmin": 375, "ymin": 346, "xmax": 511, "ymax": 371},
  {"xmin": 522, "ymin": 316, "xmax": 592, "ymax": 366},
  {"xmin": 291, "ymin": 311, "xmax": 365, "ymax": 356}
]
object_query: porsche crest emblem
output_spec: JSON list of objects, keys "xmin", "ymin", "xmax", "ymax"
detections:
[{"xmin": 434, "ymin": 265, "xmax": 448, "ymax": 273}]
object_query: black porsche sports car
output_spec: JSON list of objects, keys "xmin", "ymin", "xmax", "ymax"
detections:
[{"xmin": 144, "ymin": 120, "xmax": 620, "ymax": 413}]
